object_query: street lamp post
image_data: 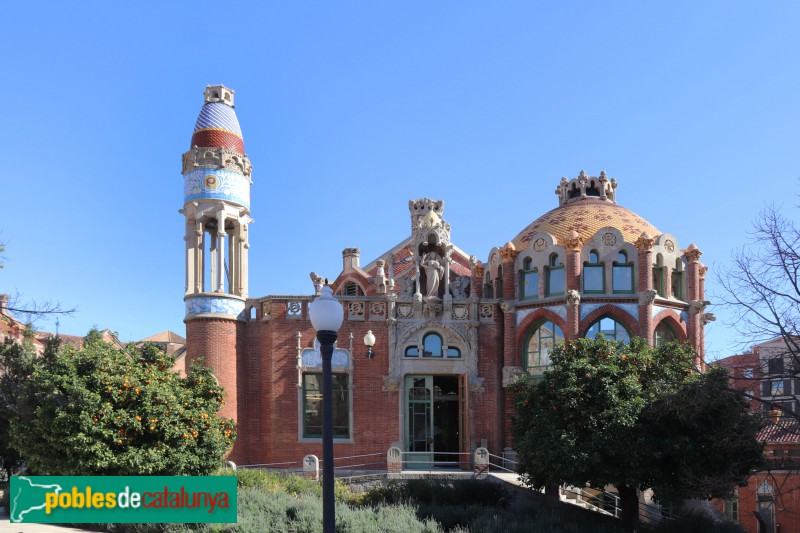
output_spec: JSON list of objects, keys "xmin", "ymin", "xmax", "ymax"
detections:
[{"xmin": 308, "ymin": 282, "xmax": 343, "ymax": 533}]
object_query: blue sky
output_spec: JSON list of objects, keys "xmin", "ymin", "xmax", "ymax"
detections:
[{"xmin": 1, "ymin": 2, "xmax": 798, "ymax": 360}]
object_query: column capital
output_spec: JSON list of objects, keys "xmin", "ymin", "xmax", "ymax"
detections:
[
  {"xmin": 563, "ymin": 230, "xmax": 584, "ymax": 253},
  {"xmin": 683, "ymin": 244, "xmax": 703, "ymax": 263},
  {"xmin": 635, "ymin": 232, "xmax": 655, "ymax": 252},
  {"xmin": 500, "ymin": 242, "xmax": 519, "ymax": 263}
]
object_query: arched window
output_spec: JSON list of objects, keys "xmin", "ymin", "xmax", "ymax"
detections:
[
  {"xmin": 520, "ymin": 257, "xmax": 538, "ymax": 299},
  {"xmin": 586, "ymin": 316, "xmax": 630, "ymax": 343},
  {"xmin": 495, "ymin": 266, "xmax": 503, "ymax": 298},
  {"xmin": 653, "ymin": 254, "xmax": 665, "ymax": 297},
  {"xmin": 546, "ymin": 253, "xmax": 565, "ymax": 296},
  {"xmin": 343, "ymin": 281, "xmax": 364, "ymax": 296},
  {"xmin": 523, "ymin": 320, "xmax": 564, "ymax": 378},
  {"xmin": 612, "ymin": 251, "xmax": 634, "ymax": 293},
  {"xmin": 422, "ymin": 333, "xmax": 443, "ymax": 357},
  {"xmin": 583, "ymin": 250, "xmax": 604, "ymax": 293},
  {"xmin": 654, "ymin": 322, "xmax": 678, "ymax": 347},
  {"xmin": 484, "ymin": 271, "xmax": 494, "ymax": 298},
  {"xmin": 671, "ymin": 258, "xmax": 684, "ymax": 301}
]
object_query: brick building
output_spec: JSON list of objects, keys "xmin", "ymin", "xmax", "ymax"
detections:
[
  {"xmin": 179, "ymin": 85, "xmax": 711, "ymax": 468},
  {"xmin": 716, "ymin": 340, "xmax": 800, "ymax": 533}
]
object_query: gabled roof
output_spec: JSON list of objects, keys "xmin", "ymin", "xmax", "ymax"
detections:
[{"xmin": 139, "ymin": 330, "xmax": 186, "ymax": 344}]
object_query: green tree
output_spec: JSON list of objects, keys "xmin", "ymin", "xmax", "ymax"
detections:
[
  {"xmin": 512, "ymin": 337, "xmax": 762, "ymax": 532},
  {"xmin": 11, "ymin": 340, "xmax": 235, "ymax": 476},
  {"xmin": 0, "ymin": 337, "xmax": 39, "ymax": 478}
]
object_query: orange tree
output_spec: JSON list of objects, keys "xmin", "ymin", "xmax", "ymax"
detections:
[
  {"xmin": 11, "ymin": 337, "xmax": 235, "ymax": 475},
  {"xmin": 512, "ymin": 337, "xmax": 762, "ymax": 532}
]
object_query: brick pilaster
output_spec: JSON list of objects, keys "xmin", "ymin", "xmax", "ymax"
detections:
[
  {"xmin": 564, "ymin": 231, "xmax": 583, "ymax": 339},
  {"xmin": 684, "ymin": 244, "xmax": 703, "ymax": 363},
  {"xmin": 635, "ymin": 233, "xmax": 655, "ymax": 344}
]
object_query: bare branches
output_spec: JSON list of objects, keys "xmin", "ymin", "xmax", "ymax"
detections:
[
  {"xmin": 2, "ymin": 291, "xmax": 76, "ymax": 327},
  {"xmin": 716, "ymin": 203, "xmax": 800, "ymax": 357}
]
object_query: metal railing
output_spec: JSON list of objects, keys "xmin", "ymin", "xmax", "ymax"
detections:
[{"xmin": 562, "ymin": 485, "xmax": 677, "ymax": 523}]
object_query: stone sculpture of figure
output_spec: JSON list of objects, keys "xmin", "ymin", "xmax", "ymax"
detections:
[
  {"xmin": 399, "ymin": 275, "xmax": 416, "ymax": 297},
  {"xmin": 422, "ymin": 251, "xmax": 444, "ymax": 297},
  {"xmin": 310, "ymin": 272, "xmax": 324, "ymax": 296},
  {"xmin": 373, "ymin": 259, "xmax": 388, "ymax": 294},
  {"xmin": 449, "ymin": 275, "xmax": 470, "ymax": 299}
]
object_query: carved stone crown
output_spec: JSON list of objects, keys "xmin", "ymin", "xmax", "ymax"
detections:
[
  {"xmin": 409, "ymin": 199, "xmax": 444, "ymax": 230},
  {"xmin": 555, "ymin": 170, "xmax": 617, "ymax": 207},
  {"xmin": 204, "ymin": 85, "xmax": 235, "ymax": 107}
]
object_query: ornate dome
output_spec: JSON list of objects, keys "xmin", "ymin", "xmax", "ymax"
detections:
[
  {"xmin": 190, "ymin": 85, "xmax": 244, "ymax": 154},
  {"xmin": 512, "ymin": 171, "xmax": 660, "ymax": 247}
]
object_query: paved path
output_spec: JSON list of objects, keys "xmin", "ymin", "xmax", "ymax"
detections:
[{"xmin": 0, "ymin": 510, "xmax": 90, "ymax": 533}]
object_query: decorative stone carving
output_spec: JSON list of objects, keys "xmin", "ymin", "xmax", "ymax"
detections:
[
  {"xmin": 469, "ymin": 376, "xmax": 485, "ymax": 393},
  {"xmin": 638, "ymin": 289, "xmax": 657, "ymax": 306},
  {"xmin": 480, "ymin": 304, "xmax": 494, "ymax": 320},
  {"xmin": 452, "ymin": 305, "xmax": 469, "ymax": 320},
  {"xmin": 373, "ymin": 260, "xmax": 388, "ymax": 294},
  {"xmin": 699, "ymin": 266, "xmax": 709, "ymax": 279},
  {"xmin": 499, "ymin": 300, "xmax": 515, "ymax": 314},
  {"xmin": 348, "ymin": 301, "xmax": 365, "ymax": 319},
  {"xmin": 563, "ymin": 230, "xmax": 583, "ymax": 252},
  {"xmin": 683, "ymin": 244, "xmax": 703, "ymax": 263},
  {"xmin": 635, "ymin": 232, "xmax": 655, "ymax": 252},
  {"xmin": 370, "ymin": 302, "xmax": 387, "ymax": 319},
  {"xmin": 664, "ymin": 239, "xmax": 675, "ymax": 253},
  {"xmin": 702, "ymin": 312, "xmax": 716, "ymax": 325},
  {"xmin": 502, "ymin": 366, "xmax": 523, "ymax": 387},
  {"xmin": 397, "ymin": 304, "xmax": 413, "ymax": 318},
  {"xmin": 399, "ymin": 275, "xmax": 416, "ymax": 297},
  {"xmin": 309, "ymin": 272, "xmax": 324, "ymax": 296},
  {"xmin": 500, "ymin": 242, "xmax": 518, "ymax": 262},
  {"xmin": 423, "ymin": 301, "xmax": 441, "ymax": 320},
  {"xmin": 601, "ymin": 233, "xmax": 617, "ymax": 247},
  {"xmin": 533, "ymin": 238, "xmax": 548, "ymax": 252},
  {"xmin": 422, "ymin": 252, "xmax": 444, "ymax": 297},
  {"xmin": 566, "ymin": 289, "xmax": 581, "ymax": 306},
  {"xmin": 261, "ymin": 300, "xmax": 271, "ymax": 320},
  {"xmin": 182, "ymin": 147, "xmax": 253, "ymax": 178},
  {"xmin": 287, "ymin": 301, "xmax": 302, "ymax": 318},
  {"xmin": 382, "ymin": 376, "xmax": 401, "ymax": 392},
  {"xmin": 690, "ymin": 300, "xmax": 709, "ymax": 312},
  {"xmin": 449, "ymin": 275, "xmax": 470, "ymax": 299}
]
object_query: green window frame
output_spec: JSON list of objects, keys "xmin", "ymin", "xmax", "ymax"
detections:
[
  {"xmin": 671, "ymin": 269, "xmax": 683, "ymax": 300},
  {"xmin": 302, "ymin": 373, "xmax": 350, "ymax": 438},
  {"xmin": 484, "ymin": 271, "xmax": 494, "ymax": 298},
  {"xmin": 495, "ymin": 266, "xmax": 503, "ymax": 298},
  {"xmin": 519, "ymin": 257, "xmax": 538, "ymax": 300},
  {"xmin": 612, "ymin": 251, "xmax": 634, "ymax": 293},
  {"xmin": 546, "ymin": 253, "xmax": 565, "ymax": 296},
  {"xmin": 654, "ymin": 322, "xmax": 678, "ymax": 347},
  {"xmin": 652, "ymin": 266, "xmax": 664, "ymax": 297},
  {"xmin": 583, "ymin": 250, "xmax": 605, "ymax": 293},
  {"xmin": 586, "ymin": 316, "xmax": 631, "ymax": 343},
  {"xmin": 523, "ymin": 320, "xmax": 564, "ymax": 379}
]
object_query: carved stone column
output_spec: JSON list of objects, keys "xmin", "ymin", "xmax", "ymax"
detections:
[
  {"xmin": 564, "ymin": 231, "xmax": 583, "ymax": 339},
  {"xmin": 684, "ymin": 244, "xmax": 703, "ymax": 359},
  {"xmin": 635, "ymin": 232, "xmax": 655, "ymax": 343},
  {"xmin": 474, "ymin": 262, "xmax": 485, "ymax": 299}
]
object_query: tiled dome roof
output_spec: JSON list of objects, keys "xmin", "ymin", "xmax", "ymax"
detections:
[
  {"xmin": 191, "ymin": 102, "xmax": 244, "ymax": 153},
  {"xmin": 512, "ymin": 197, "xmax": 660, "ymax": 247}
]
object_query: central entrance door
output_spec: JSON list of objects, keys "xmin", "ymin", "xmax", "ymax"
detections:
[{"xmin": 405, "ymin": 375, "xmax": 467, "ymax": 469}]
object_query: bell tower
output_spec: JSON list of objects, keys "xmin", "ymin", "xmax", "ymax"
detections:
[{"xmin": 181, "ymin": 85, "xmax": 252, "ymax": 428}]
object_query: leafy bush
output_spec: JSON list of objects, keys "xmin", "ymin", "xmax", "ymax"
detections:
[{"xmin": 10, "ymin": 339, "xmax": 235, "ymax": 476}]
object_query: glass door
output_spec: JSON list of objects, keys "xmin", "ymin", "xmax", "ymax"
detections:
[{"xmin": 405, "ymin": 375, "xmax": 433, "ymax": 469}]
